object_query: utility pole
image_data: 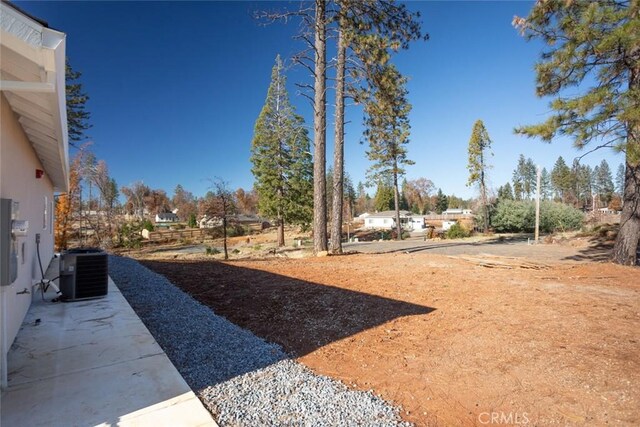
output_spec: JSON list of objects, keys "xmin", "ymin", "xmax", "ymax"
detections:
[{"xmin": 534, "ymin": 165, "xmax": 541, "ymax": 243}]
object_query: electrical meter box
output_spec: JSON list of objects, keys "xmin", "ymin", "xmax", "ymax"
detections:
[{"xmin": 1, "ymin": 198, "xmax": 24, "ymax": 286}]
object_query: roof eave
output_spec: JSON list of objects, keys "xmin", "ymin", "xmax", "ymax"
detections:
[{"xmin": 0, "ymin": 2, "xmax": 69, "ymax": 192}]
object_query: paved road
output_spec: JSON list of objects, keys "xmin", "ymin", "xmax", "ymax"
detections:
[{"xmin": 343, "ymin": 235, "xmax": 606, "ymax": 263}]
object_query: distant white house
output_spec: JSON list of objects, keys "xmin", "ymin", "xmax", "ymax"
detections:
[
  {"xmin": 596, "ymin": 207, "xmax": 618, "ymax": 215},
  {"xmin": 155, "ymin": 212, "xmax": 179, "ymax": 223},
  {"xmin": 443, "ymin": 208, "xmax": 473, "ymax": 216},
  {"xmin": 363, "ymin": 211, "xmax": 423, "ymax": 231},
  {"xmin": 199, "ymin": 215, "xmax": 220, "ymax": 228}
]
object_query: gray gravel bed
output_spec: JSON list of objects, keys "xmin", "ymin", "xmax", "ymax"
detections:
[{"xmin": 108, "ymin": 255, "xmax": 411, "ymax": 426}]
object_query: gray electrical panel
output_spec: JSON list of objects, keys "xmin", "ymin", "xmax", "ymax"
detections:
[{"xmin": 1, "ymin": 199, "xmax": 20, "ymax": 286}]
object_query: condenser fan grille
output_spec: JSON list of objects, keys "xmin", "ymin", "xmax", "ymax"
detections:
[{"xmin": 74, "ymin": 254, "xmax": 108, "ymax": 299}]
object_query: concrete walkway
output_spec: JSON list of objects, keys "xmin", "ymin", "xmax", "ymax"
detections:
[{"xmin": 1, "ymin": 271, "xmax": 217, "ymax": 427}]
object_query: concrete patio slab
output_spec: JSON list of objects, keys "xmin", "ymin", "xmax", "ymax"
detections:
[{"xmin": 1, "ymin": 274, "xmax": 217, "ymax": 427}]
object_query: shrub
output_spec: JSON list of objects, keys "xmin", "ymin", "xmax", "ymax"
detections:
[
  {"xmin": 491, "ymin": 200, "xmax": 535, "ymax": 233},
  {"xmin": 491, "ymin": 200, "xmax": 584, "ymax": 233},
  {"xmin": 142, "ymin": 219, "xmax": 154, "ymax": 232},
  {"xmin": 539, "ymin": 201, "xmax": 584, "ymax": 233},
  {"xmin": 205, "ymin": 246, "xmax": 220, "ymax": 255},
  {"xmin": 116, "ymin": 221, "xmax": 144, "ymax": 249},
  {"xmin": 379, "ymin": 230, "xmax": 392, "ymax": 240},
  {"xmin": 445, "ymin": 222, "xmax": 471, "ymax": 239},
  {"xmin": 187, "ymin": 213, "xmax": 198, "ymax": 228},
  {"xmin": 226, "ymin": 224, "xmax": 245, "ymax": 237}
]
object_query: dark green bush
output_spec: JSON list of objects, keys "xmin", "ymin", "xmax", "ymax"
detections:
[
  {"xmin": 142, "ymin": 219, "xmax": 154, "ymax": 232},
  {"xmin": 445, "ymin": 222, "xmax": 471, "ymax": 239},
  {"xmin": 117, "ymin": 221, "xmax": 143, "ymax": 248},
  {"xmin": 205, "ymin": 246, "xmax": 220, "ymax": 255},
  {"xmin": 187, "ymin": 213, "xmax": 197, "ymax": 228},
  {"xmin": 491, "ymin": 200, "xmax": 535, "ymax": 233},
  {"xmin": 491, "ymin": 200, "xmax": 584, "ymax": 233},
  {"xmin": 226, "ymin": 224, "xmax": 246, "ymax": 237},
  {"xmin": 379, "ymin": 230, "xmax": 392, "ymax": 240},
  {"xmin": 539, "ymin": 201, "xmax": 584, "ymax": 232}
]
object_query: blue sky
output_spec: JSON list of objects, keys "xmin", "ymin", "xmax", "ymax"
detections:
[{"xmin": 17, "ymin": 1, "xmax": 624, "ymax": 200}]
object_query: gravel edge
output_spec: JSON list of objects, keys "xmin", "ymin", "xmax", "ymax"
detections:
[{"xmin": 108, "ymin": 255, "xmax": 411, "ymax": 427}]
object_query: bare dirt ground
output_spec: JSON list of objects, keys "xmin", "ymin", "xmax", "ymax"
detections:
[{"xmin": 131, "ymin": 235, "xmax": 640, "ymax": 426}]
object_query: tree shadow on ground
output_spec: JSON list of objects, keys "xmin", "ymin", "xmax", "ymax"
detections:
[
  {"xmin": 140, "ymin": 259, "xmax": 435, "ymax": 358},
  {"xmin": 562, "ymin": 241, "xmax": 614, "ymax": 262},
  {"xmin": 381, "ymin": 235, "xmax": 530, "ymax": 254},
  {"xmin": 561, "ymin": 240, "xmax": 640, "ymax": 263}
]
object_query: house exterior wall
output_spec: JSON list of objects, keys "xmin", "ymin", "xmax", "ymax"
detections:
[
  {"xmin": 442, "ymin": 220, "xmax": 457, "ymax": 231},
  {"xmin": 1, "ymin": 93, "xmax": 55, "ymax": 375},
  {"xmin": 365, "ymin": 217, "xmax": 395, "ymax": 229},
  {"xmin": 410, "ymin": 218, "xmax": 425, "ymax": 231}
]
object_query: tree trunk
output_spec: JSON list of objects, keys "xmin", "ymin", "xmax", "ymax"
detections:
[
  {"xmin": 313, "ymin": 0, "xmax": 328, "ymax": 254},
  {"xmin": 612, "ymin": 160, "xmax": 640, "ymax": 265},
  {"xmin": 277, "ymin": 217, "xmax": 285, "ymax": 247},
  {"xmin": 222, "ymin": 216, "xmax": 228, "ymax": 260},
  {"xmin": 481, "ymin": 171, "xmax": 489, "ymax": 233},
  {"xmin": 393, "ymin": 172, "xmax": 402, "ymax": 240},
  {"xmin": 612, "ymin": 60, "xmax": 640, "ymax": 265},
  {"xmin": 330, "ymin": 26, "xmax": 346, "ymax": 255}
]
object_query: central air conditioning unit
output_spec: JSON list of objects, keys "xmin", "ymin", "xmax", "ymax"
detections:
[{"xmin": 59, "ymin": 248, "xmax": 108, "ymax": 301}]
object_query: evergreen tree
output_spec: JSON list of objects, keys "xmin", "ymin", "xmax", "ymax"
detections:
[
  {"xmin": 330, "ymin": 0, "xmax": 424, "ymax": 250},
  {"xmin": 435, "ymin": 188, "xmax": 448, "ymax": 214},
  {"xmin": 540, "ymin": 167, "xmax": 552, "ymax": 200},
  {"xmin": 343, "ymin": 173, "xmax": 356, "ymax": 221},
  {"xmin": 514, "ymin": 2, "xmax": 640, "ymax": 265},
  {"xmin": 512, "ymin": 155, "xmax": 526, "ymax": 200},
  {"xmin": 524, "ymin": 157, "xmax": 537, "ymax": 199},
  {"xmin": 512, "ymin": 170, "xmax": 524, "ymax": 201},
  {"xmin": 373, "ymin": 181, "xmax": 395, "ymax": 212},
  {"xmin": 497, "ymin": 183, "xmax": 514, "ymax": 202},
  {"xmin": 363, "ymin": 64, "xmax": 413, "ymax": 240},
  {"xmin": 355, "ymin": 181, "xmax": 368, "ymax": 215},
  {"xmin": 467, "ymin": 120, "xmax": 493, "ymax": 232},
  {"xmin": 311, "ymin": 0, "xmax": 328, "ymax": 253},
  {"xmin": 66, "ymin": 62, "xmax": 92, "ymax": 146},
  {"xmin": 591, "ymin": 164, "xmax": 601, "ymax": 201},
  {"xmin": 572, "ymin": 159, "xmax": 592, "ymax": 208},
  {"xmin": 550, "ymin": 156, "xmax": 572, "ymax": 202},
  {"xmin": 250, "ymin": 56, "xmax": 313, "ymax": 246},
  {"xmin": 615, "ymin": 163, "xmax": 625, "ymax": 196},
  {"xmin": 595, "ymin": 159, "xmax": 615, "ymax": 206},
  {"xmin": 512, "ymin": 155, "xmax": 537, "ymax": 200}
]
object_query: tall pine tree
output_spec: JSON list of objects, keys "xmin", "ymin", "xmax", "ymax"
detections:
[
  {"xmin": 66, "ymin": 62, "xmax": 91, "ymax": 146},
  {"xmin": 514, "ymin": 2, "xmax": 640, "ymax": 265},
  {"xmin": 467, "ymin": 120, "xmax": 493, "ymax": 232},
  {"xmin": 550, "ymin": 156, "xmax": 572, "ymax": 203},
  {"xmin": 250, "ymin": 56, "xmax": 313, "ymax": 247},
  {"xmin": 363, "ymin": 64, "xmax": 413, "ymax": 240},
  {"xmin": 595, "ymin": 159, "xmax": 615, "ymax": 206}
]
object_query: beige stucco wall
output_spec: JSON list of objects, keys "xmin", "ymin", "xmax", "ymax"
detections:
[{"xmin": 1, "ymin": 93, "xmax": 55, "ymax": 375}]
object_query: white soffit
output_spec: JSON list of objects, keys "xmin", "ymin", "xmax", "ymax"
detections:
[{"xmin": 0, "ymin": 2, "xmax": 69, "ymax": 192}]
